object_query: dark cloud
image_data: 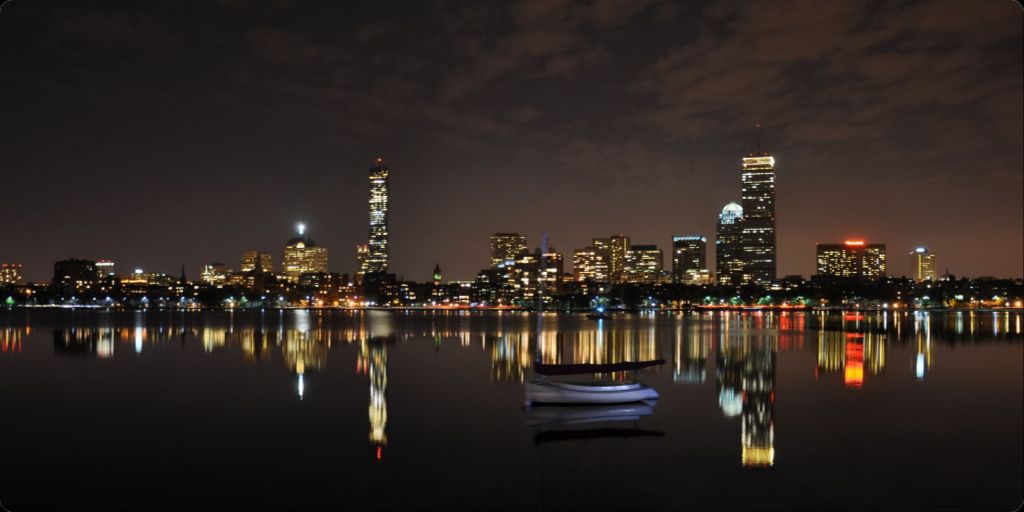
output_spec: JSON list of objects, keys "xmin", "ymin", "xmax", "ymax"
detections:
[{"xmin": 0, "ymin": 0, "xmax": 1020, "ymax": 281}]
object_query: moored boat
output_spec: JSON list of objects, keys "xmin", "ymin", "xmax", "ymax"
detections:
[{"xmin": 525, "ymin": 380, "xmax": 659, "ymax": 405}]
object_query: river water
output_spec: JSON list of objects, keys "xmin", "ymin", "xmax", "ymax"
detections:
[{"xmin": 0, "ymin": 309, "xmax": 1020, "ymax": 510}]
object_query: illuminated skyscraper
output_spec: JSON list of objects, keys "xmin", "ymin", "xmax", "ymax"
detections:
[
  {"xmin": 740, "ymin": 153, "xmax": 777, "ymax": 284},
  {"xmin": 816, "ymin": 241, "xmax": 887, "ymax": 278},
  {"xmin": 672, "ymin": 236, "xmax": 707, "ymax": 283},
  {"xmin": 593, "ymin": 235, "xmax": 630, "ymax": 283},
  {"xmin": 241, "ymin": 251, "xmax": 273, "ymax": 273},
  {"xmin": 624, "ymin": 245, "xmax": 663, "ymax": 283},
  {"xmin": 0, "ymin": 263, "xmax": 23, "ymax": 285},
  {"xmin": 572, "ymin": 247, "xmax": 609, "ymax": 282},
  {"xmin": 282, "ymin": 222, "xmax": 329, "ymax": 280},
  {"xmin": 716, "ymin": 202, "xmax": 746, "ymax": 286},
  {"xmin": 911, "ymin": 247, "xmax": 937, "ymax": 282},
  {"xmin": 490, "ymin": 233, "xmax": 528, "ymax": 268},
  {"xmin": 366, "ymin": 158, "xmax": 390, "ymax": 274}
]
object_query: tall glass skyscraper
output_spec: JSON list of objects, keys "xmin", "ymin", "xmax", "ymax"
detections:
[
  {"xmin": 671, "ymin": 235, "xmax": 707, "ymax": 283},
  {"xmin": 366, "ymin": 158, "xmax": 390, "ymax": 274},
  {"xmin": 716, "ymin": 202, "xmax": 746, "ymax": 286},
  {"xmin": 740, "ymin": 155, "xmax": 777, "ymax": 284}
]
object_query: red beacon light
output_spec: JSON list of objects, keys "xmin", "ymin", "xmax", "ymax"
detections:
[{"xmin": 844, "ymin": 240, "xmax": 865, "ymax": 246}]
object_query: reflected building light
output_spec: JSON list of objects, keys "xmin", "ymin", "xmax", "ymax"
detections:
[
  {"xmin": 915, "ymin": 354, "xmax": 926, "ymax": 380},
  {"xmin": 295, "ymin": 309, "xmax": 310, "ymax": 335},
  {"xmin": 134, "ymin": 326, "xmax": 143, "ymax": 354},
  {"xmin": 368, "ymin": 341, "xmax": 388, "ymax": 460},
  {"xmin": 297, "ymin": 373, "xmax": 305, "ymax": 400},
  {"xmin": 97, "ymin": 328, "xmax": 114, "ymax": 359},
  {"xmin": 844, "ymin": 335, "xmax": 864, "ymax": 389}
]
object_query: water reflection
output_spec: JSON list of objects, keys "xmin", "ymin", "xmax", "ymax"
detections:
[{"xmin": 1, "ymin": 309, "xmax": 1021, "ymax": 473}]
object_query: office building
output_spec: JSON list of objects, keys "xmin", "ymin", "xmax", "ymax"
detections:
[
  {"xmin": 740, "ymin": 154, "xmax": 777, "ymax": 284},
  {"xmin": 593, "ymin": 235, "xmax": 630, "ymax": 283},
  {"xmin": 624, "ymin": 245, "xmax": 663, "ymax": 283},
  {"xmin": 490, "ymin": 233, "xmax": 528, "ymax": 268},
  {"xmin": 0, "ymin": 263, "xmax": 23, "ymax": 285},
  {"xmin": 201, "ymin": 263, "xmax": 231, "ymax": 286},
  {"xmin": 52, "ymin": 259, "xmax": 97, "ymax": 295},
  {"xmin": 282, "ymin": 223, "xmax": 329, "ymax": 280},
  {"xmin": 573, "ymin": 247, "xmax": 609, "ymax": 282},
  {"xmin": 672, "ymin": 236, "xmax": 707, "ymax": 283},
  {"xmin": 95, "ymin": 260, "xmax": 115, "ymax": 279},
  {"xmin": 716, "ymin": 202, "xmax": 746, "ymax": 286},
  {"xmin": 540, "ymin": 248, "xmax": 565, "ymax": 294},
  {"xmin": 816, "ymin": 241, "xmax": 887, "ymax": 278},
  {"xmin": 911, "ymin": 247, "xmax": 937, "ymax": 282},
  {"xmin": 241, "ymin": 251, "xmax": 273, "ymax": 273},
  {"xmin": 366, "ymin": 157, "xmax": 390, "ymax": 274},
  {"xmin": 355, "ymin": 244, "xmax": 369, "ymax": 284}
]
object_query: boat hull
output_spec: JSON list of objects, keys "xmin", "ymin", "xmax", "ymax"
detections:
[{"xmin": 525, "ymin": 381, "xmax": 659, "ymax": 405}]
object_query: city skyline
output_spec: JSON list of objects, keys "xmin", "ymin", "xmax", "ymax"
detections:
[{"xmin": 1, "ymin": 1, "xmax": 1021, "ymax": 282}]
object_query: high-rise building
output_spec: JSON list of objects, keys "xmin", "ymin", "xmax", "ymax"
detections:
[
  {"xmin": 911, "ymin": 247, "xmax": 937, "ymax": 282},
  {"xmin": 490, "ymin": 233, "xmax": 528, "ymax": 268},
  {"xmin": 95, "ymin": 260, "xmax": 115, "ymax": 279},
  {"xmin": 672, "ymin": 236, "xmax": 707, "ymax": 283},
  {"xmin": 593, "ymin": 235, "xmax": 630, "ymax": 283},
  {"xmin": 540, "ymin": 248, "xmax": 564, "ymax": 294},
  {"xmin": 201, "ymin": 263, "xmax": 231, "ymax": 286},
  {"xmin": 366, "ymin": 158, "xmax": 390, "ymax": 274},
  {"xmin": 740, "ymin": 154, "xmax": 777, "ymax": 284},
  {"xmin": 816, "ymin": 241, "xmax": 887, "ymax": 278},
  {"xmin": 624, "ymin": 245, "xmax": 663, "ymax": 283},
  {"xmin": 52, "ymin": 259, "xmax": 97, "ymax": 296},
  {"xmin": 573, "ymin": 247, "xmax": 609, "ymax": 282},
  {"xmin": 282, "ymin": 223, "xmax": 329, "ymax": 280},
  {"xmin": 432, "ymin": 263, "xmax": 442, "ymax": 286},
  {"xmin": 0, "ymin": 263, "xmax": 23, "ymax": 285},
  {"xmin": 355, "ymin": 244, "xmax": 369, "ymax": 284},
  {"xmin": 241, "ymin": 251, "xmax": 273, "ymax": 273},
  {"xmin": 716, "ymin": 202, "xmax": 746, "ymax": 286}
]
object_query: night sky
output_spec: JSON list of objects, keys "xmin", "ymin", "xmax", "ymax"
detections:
[{"xmin": 1, "ymin": 0, "xmax": 1021, "ymax": 282}]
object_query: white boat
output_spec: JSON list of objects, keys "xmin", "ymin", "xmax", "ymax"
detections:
[
  {"xmin": 524, "ymin": 403, "xmax": 656, "ymax": 428},
  {"xmin": 525, "ymin": 380, "xmax": 659, "ymax": 405}
]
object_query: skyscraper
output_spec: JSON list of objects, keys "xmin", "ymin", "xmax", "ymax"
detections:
[
  {"xmin": 740, "ymin": 153, "xmax": 777, "ymax": 284},
  {"xmin": 593, "ymin": 235, "xmax": 630, "ymax": 283},
  {"xmin": 572, "ymin": 247, "xmax": 608, "ymax": 282},
  {"xmin": 816, "ymin": 241, "xmax": 887, "ymax": 278},
  {"xmin": 241, "ymin": 251, "xmax": 273, "ymax": 273},
  {"xmin": 716, "ymin": 202, "xmax": 746, "ymax": 286},
  {"xmin": 366, "ymin": 157, "xmax": 390, "ymax": 274},
  {"xmin": 624, "ymin": 245, "xmax": 663, "ymax": 283},
  {"xmin": 282, "ymin": 222, "xmax": 329, "ymax": 280},
  {"xmin": 672, "ymin": 236, "xmax": 707, "ymax": 283},
  {"xmin": 490, "ymin": 233, "xmax": 528, "ymax": 268},
  {"xmin": 911, "ymin": 247, "xmax": 937, "ymax": 282}
]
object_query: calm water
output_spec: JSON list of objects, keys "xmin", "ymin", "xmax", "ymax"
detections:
[{"xmin": 0, "ymin": 309, "xmax": 1021, "ymax": 511}]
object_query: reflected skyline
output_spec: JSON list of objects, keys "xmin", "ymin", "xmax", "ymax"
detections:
[{"xmin": 0, "ymin": 309, "xmax": 1020, "ymax": 509}]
